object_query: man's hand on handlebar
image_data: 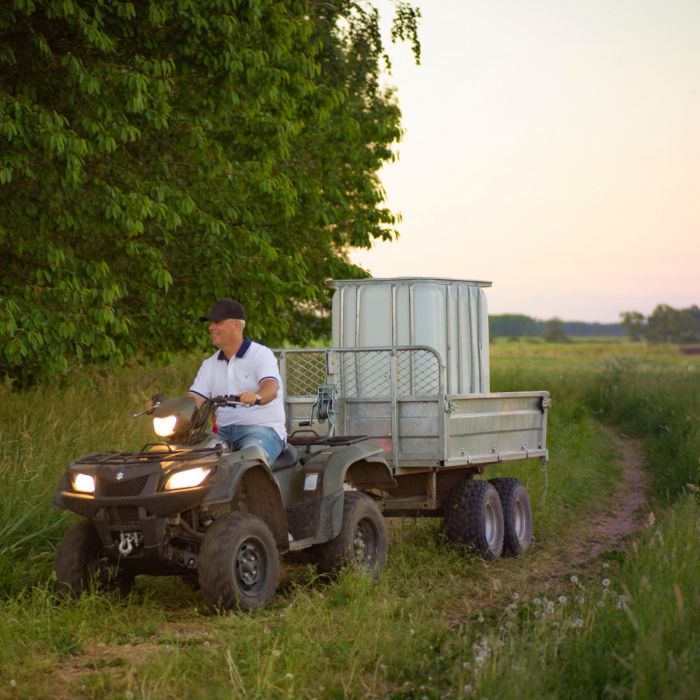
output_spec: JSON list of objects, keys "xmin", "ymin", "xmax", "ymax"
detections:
[{"xmin": 237, "ymin": 391, "xmax": 262, "ymax": 406}]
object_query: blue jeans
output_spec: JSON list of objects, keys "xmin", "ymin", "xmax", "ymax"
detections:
[{"xmin": 217, "ymin": 424, "xmax": 284, "ymax": 464}]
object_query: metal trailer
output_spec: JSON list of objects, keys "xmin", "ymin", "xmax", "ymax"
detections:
[
  {"xmin": 274, "ymin": 278, "xmax": 549, "ymax": 559},
  {"xmin": 275, "ymin": 345, "xmax": 549, "ymax": 518}
]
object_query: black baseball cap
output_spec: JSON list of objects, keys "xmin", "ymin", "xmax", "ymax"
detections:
[{"xmin": 199, "ymin": 298, "xmax": 246, "ymax": 322}]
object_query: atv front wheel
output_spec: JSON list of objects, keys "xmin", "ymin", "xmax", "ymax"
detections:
[
  {"xmin": 314, "ymin": 491, "xmax": 387, "ymax": 578},
  {"xmin": 55, "ymin": 520, "xmax": 134, "ymax": 598},
  {"xmin": 198, "ymin": 512, "xmax": 279, "ymax": 612}
]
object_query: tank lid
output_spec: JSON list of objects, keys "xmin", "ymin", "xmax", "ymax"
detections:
[{"xmin": 328, "ymin": 277, "xmax": 492, "ymax": 288}]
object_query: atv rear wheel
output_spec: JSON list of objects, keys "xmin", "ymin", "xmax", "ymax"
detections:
[
  {"xmin": 55, "ymin": 520, "xmax": 134, "ymax": 598},
  {"xmin": 314, "ymin": 491, "xmax": 387, "ymax": 578},
  {"xmin": 489, "ymin": 478, "xmax": 533, "ymax": 556},
  {"xmin": 198, "ymin": 512, "xmax": 279, "ymax": 612},
  {"xmin": 444, "ymin": 478, "xmax": 504, "ymax": 560}
]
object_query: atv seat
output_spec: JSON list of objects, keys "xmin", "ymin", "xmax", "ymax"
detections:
[{"xmin": 271, "ymin": 444, "xmax": 298, "ymax": 472}]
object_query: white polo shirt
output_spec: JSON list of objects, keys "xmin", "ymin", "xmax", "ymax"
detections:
[{"xmin": 189, "ymin": 339, "xmax": 286, "ymax": 441}]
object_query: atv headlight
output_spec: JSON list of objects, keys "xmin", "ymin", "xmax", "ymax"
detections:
[
  {"xmin": 153, "ymin": 414, "xmax": 178, "ymax": 437},
  {"xmin": 164, "ymin": 467, "xmax": 211, "ymax": 491},
  {"xmin": 71, "ymin": 473, "xmax": 95, "ymax": 494}
]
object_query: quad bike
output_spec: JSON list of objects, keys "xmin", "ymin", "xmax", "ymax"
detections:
[{"xmin": 53, "ymin": 394, "xmax": 394, "ymax": 611}]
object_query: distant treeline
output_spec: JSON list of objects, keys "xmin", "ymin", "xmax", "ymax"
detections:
[
  {"xmin": 491, "ymin": 304, "xmax": 700, "ymax": 344},
  {"xmin": 489, "ymin": 314, "xmax": 625, "ymax": 338}
]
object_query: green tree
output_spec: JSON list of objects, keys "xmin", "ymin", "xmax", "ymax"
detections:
[
  {"xmin": 0, "ymin": 0, "xmax": 420, "ymax": 386},
  {"xmin": 645, "ymin": 305, "xmax": 700, "ymax": 344},
  {"xmin": 620, "ymin": 311, "xmax": 646, "ymax": 342},
  {"xmin": 542, "ymin": 317, "xmax": 570, "ymax": 343}
]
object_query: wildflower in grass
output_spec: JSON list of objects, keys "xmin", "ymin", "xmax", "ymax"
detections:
[
  {"xmin": 534, "ymin": 611, "xmax": 541, "ymax": 619},
  {"xmin": 602, "ymin": 578, "xmax": 610, "ymax": 587},
  {"xmin": 616, "ymin": 595, "xmax": 629, "ymax": 609},
  {"xmin": 602, "ymin": 562, "xmax": 610, "ymax": 570},
  {"xmin": 571, "ymin": 618, "xmax": 584, "ymax": 628},
  {"xmin": 533, "ymin": 597, "xmax": 542, "ymax": 605},
  {"xmin": 463, "ymin": 685, "xmax": 473, "ymax": 695},
  {"xmin": 272, "ymin": 649, "xmax": 282, "ymax": 657},
  {"xmin": 285, "ymin": 673, "xmax": 294, "ymax": 680},
  {"xmin": 545, "ymin": 601, "xmax": 555, "ymax": 614},
  {"xmin": 558, "ymin": 595, "xmax": 567, "ymax": 605},
  {"xmin": 475, "ymin": 655, "xmax": 486, "ymax": 665},
  {"xmin": 462, "ymin": 661, "xmax": 470, "ymax": 669},
  {"xmin": 569, "ymin": 575, "xmax": 579, "ymax": 584},
  {"xmin": 477, "ymin": 615, "xmax": 484, "ymax": 623},
  {"xmin": 512, "ymin": 592, "xmax": 520, "ymax": 601}
]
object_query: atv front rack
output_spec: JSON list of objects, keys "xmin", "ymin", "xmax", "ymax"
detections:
[{"xmin": 72, "ymin": 446, "xmax": 224, "ymax": 466}]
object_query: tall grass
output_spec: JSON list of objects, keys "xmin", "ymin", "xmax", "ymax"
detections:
[{"xmin": 0, "ymin": 343, "xmax": 698, "ymax": 698}]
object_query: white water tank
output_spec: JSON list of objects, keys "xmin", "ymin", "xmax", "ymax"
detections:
[{"xmin": 330, "ymin": 277, "xmax": 491, "ymax": 394}]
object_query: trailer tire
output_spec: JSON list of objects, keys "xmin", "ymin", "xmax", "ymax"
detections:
[
  {"xmin": 198, "ymin": 512, "xmax": 279, "ymax": 612},
  {"xmin": 314, "ymin": 492, "xmax": 387, "ymax": 578},
  {"xmin": 444, "ymin": 479, "xmax": 504, "ymax": 560},
  {"xmin": 489, "ymin": 478, "xmax": 533, "ymax": 556},
  {"xmin": 55, "ymin": 520, "xmax": 134, "ymax": 598}
]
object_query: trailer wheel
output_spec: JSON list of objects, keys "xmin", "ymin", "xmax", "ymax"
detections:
[
  {"xmin": 314, "ymin": 492, "xmax": 387, "ymax": 578},
  {"xmin": 444, "ymin": 479, "xmax": 504, "ymax": 560},
  {"xmin": 55, "ymin": 520, "xmax": 134, "ymax": 598},
  {"xmin": 198, "ymin": 512, "xmax": 279, "ymax": 612},
  {"xmin": 489, "ymin": 478, "xmax": 533, "ymax": 556}
]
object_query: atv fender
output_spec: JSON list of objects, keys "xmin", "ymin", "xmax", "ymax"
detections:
[
  {"xmin": 202, "ymin": 445, "xmax": 287, "ymax": 548},
  {"xmin": 305, "ymin": 441, "xmax": 394, "ymax": 540}
]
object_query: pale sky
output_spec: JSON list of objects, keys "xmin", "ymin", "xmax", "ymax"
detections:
[{"xmin": 351, "ymin": 0, "xmax": 700, "ymax": 323}]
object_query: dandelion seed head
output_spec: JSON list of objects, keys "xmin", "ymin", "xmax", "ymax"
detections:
[
  {"xmin": 533, "ymin": 597, "xmax": 542, "ymax": 605},
  {"xmin": 475, "ymin": 655, "xmax": 486, "ymax": 665},
  {"xmin": 572, "ymin": 618, "xmax": 584, "ymax": 628},
  {"xmin": 478, "ymin": 615, "xmax": 485, "ymax": 623},
  {"xmin": 570, "ymin": 575, "xmax": 579, "ymax": 584},
  {"xmin": 602, "ymin": 578, "xmax": 611, "ymax": 587},
  {"xmin": 273, "ymin": 649, "xmax": 282, "ymax": 657},
  {"xmin": 512, "ymin": 592, "xmax": 520, "ymax": 601},
  {"xmin": 558, "ymin": 595, "xmax": 567, "ymax": 605}
]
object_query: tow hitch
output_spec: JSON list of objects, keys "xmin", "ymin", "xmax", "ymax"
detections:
[{"xmin": 117, "ymin": 531, "xmax": 143, "ymax": 556}]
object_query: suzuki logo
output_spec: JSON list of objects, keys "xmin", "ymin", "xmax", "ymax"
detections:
[{"xmin": 116, "ymin": 471, "xmax": 125, "ymax": 481}]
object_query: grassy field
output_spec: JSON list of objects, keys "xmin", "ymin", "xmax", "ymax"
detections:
[{"xmin": 0, "ymin": 342, "xmax": 699, "ymax": 698}]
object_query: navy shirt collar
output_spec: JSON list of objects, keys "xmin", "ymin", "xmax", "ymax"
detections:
[{"xmin": 217, "ymin": 337, "xmax": 252, "ymax": 362}]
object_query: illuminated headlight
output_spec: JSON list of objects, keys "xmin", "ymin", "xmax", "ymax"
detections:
[
  {"xmin": 71, "ymin": 473, "xmax": 95, "ymax": 494},
  {"xmin": 153, "ymin": 414, "xmax": 178, "ymax": 437},
  {"xmin": 164, "ymin": 467, "xmax": 211, "ymax": 491}
]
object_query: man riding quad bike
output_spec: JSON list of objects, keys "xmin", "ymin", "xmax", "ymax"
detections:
[{"xmin": 53, "ymin": 394, "xmax": 393, "ymax": 611}]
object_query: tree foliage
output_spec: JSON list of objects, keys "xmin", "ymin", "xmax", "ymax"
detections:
[
  {"xmin": 0, "ymin": 0, "xmax": 420, "ymax": 386},
  {"xmin": 541, "ymin": 317, "xmax": 570, "ymax": 343},
  {"xmin": 644, "ymin": 305, "xmax": 700, "ymax": 344}
]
